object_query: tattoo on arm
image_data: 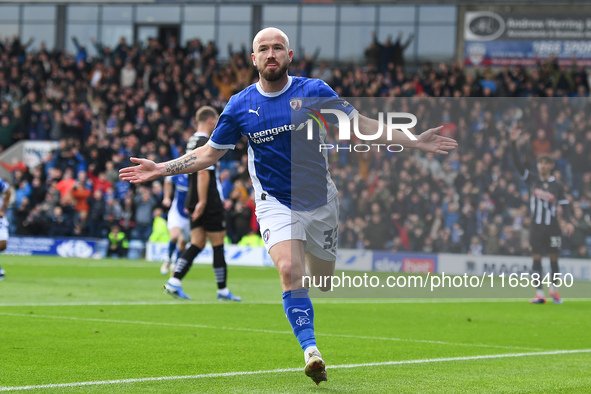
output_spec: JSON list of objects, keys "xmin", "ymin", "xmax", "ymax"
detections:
[{"xmin": 165, "ymin": 154, "xmax": 197, "ymax": 175}]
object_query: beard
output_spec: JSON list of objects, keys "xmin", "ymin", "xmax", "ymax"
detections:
[{"xmin": 258, "ymin": 62, "xmax": 289, "ymax": 82}]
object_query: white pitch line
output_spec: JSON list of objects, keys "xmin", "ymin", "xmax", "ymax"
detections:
[
  {"xmin": 0, "ymin": 349, "xmax": 589, "ymax": 392},
  {"xmin": 0, "ymin": 300, "xmax": 281, "ymax": 307},
  {"xmin": 0, "ymin": 298, "xmax": 589, "ymax": 307},
  {"xmin": 321, "ymin": 333, "xmax": 542, "ymax": 351},
  {"xmin": 0, "ymin": 312, "xmax": 541, "ymax": 351}
]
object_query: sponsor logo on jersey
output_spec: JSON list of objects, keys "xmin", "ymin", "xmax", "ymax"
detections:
[
  {"xmin": 250, "ymin": 124, "xmax": 296, "ymax": 144},
  {"xmin": 533, "ymin": 188, "xmax": 555, "ymax": 202}
]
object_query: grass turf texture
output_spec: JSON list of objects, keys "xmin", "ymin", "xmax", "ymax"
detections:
[{"xmin": 0, "ymin": 256, "xmax": 589, "ymax": 393}]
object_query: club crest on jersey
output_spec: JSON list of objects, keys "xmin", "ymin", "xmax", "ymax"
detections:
[
  {"xmin": 290, "ymin": 98, "xmax": 302, "ymax": 111},
  {"xmin": 263, "ymin": 229, "xmax": 270, "ymax": 243}
]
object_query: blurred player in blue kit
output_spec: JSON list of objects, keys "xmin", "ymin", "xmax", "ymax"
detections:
[
  {"xmin": 120, "ymin": 27, "xmax": 457, "ymax": 384},
  {"xmin": 160, "ymin": 173, "xmax": 190, "ymax": 275},
  {"xmin": 0, "ymin": 177, "xmax": 11, "ymax": 280}
]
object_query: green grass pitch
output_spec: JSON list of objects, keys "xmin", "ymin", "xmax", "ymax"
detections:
[{"xmin": 0, "ymin": 255, "xmax": 590, "ymax": 393}]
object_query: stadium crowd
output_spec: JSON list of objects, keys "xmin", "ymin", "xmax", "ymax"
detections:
[{"xmin": 0, "ymin": 34, "xmax": 590, "ymax": 258}]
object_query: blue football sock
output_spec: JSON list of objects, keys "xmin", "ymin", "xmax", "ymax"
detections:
[{"xmin": 283, "ymin": 288, "xmax": 316, "ymax": 351}]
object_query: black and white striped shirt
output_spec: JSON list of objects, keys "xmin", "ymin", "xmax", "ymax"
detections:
[{"xmin": 522, "ymin": 170, "xmax": 568, "ymax": 228}]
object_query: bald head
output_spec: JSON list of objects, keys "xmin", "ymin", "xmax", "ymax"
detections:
[{"xmin": 253, "ymin": 27, "xmax": 290, "ymax": 52}]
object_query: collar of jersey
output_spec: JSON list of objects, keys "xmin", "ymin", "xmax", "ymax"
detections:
[
  {"xmin": 256, "ymin": 76, "xmax": 293, "ymax": 97},
  {"xmin": 195, "ymin": 132, "xmax": 210, "ymax": 138},
  {"xmin": 539, "ymin": 175, "xmax": 556, "ymax": 182}
]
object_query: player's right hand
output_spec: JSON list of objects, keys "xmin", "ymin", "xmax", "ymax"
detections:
[
  {"xmin": 415, "ymin": 126, "xmax": 457, "ymax": 155},
  {"xmin": 119, "ymin": 157, "xmax": 159, "ymax": 184},
  {"xmin": 162, "ymin": 198, "xmax": 171, "ymax": 208}
]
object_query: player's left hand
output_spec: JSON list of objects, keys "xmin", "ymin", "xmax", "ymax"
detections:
[
  {"xmin": 191, "ymin": 201, "xmax": 206, "ymax": 221},
  {"xmin": 415, "ymin": 126, "xmax": 458, "ymax": 155},
  {"xmin": 562, "ymin": 222, "xmax": 575, "ymax": 236}
]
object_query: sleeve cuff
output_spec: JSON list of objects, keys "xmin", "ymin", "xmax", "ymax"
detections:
[{"xmin": 208, "ymin": 140, "xmax": 235, "ymax": 150}]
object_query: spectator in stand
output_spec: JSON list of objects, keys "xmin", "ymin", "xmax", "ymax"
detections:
[
  {"xmin": 56, "ymin": 168, "xmax": 76, "ymax": 204},
  {"xmin": 237, "ymin": 231, "xmax": 264, "ymax": 247},
  {"xmin": 90, "ymin": 171, "xmax": 113, "ymax": 194},
  {"xmin": 0, "ymin": 115, "xmax": 16, "ymax": 151},
  {"xmin": 532, "ymin": 128, "xmax": 551, "ymax": 158},
  {"xmin": 87, "ymin": 189, "xmax": 106, "ymax": 238},
  {"xmin": 1, "ymin": 31, "xmax": 590, "ymax": 260},
  {"xmin": 228, "ymin": 199, "xmax": 252, "ymax": 244},
  {"xmin": 482, "ymin": 223, "xmax": 501, "ymax": 255},
  {"xmin": 71, "ymin": 171, "xmax": 92, "ymax": 219},
  {"xmin": 567, "ymin": 204, "xmax": 591, "ymax": 257},
  {"xmin": 48, "ymin": 205, "xmax": 73, "ymax": 237},
  {"xmin": 74, "ymin": 210, "xmax": 89, "ymax": 236},
  {"xmin": 104, "ymin": 195, "xmax": 122, "ymax": 224},
  {"xmin": 364, "ymin": 203, "xmax": 392, "ymax": 250},
  {"xmin": 132, "ymin": 186, "xmax": 157, "ymax": 242},
  {"xmin": 120, "ymin": 61, "xmax": 137, "ymax": 88},
  {"xmin": 104, "ymin": 161, "xmax": 120, "ymax": 185},
  {"xmin": 15, "ymin": 180, "xmax": 32, "ymax": 210},
  {"xmin": 392, "ymin": 30, "xmax": 414, "ymax": 70},
  {"xmin": 571, "ymin": 142, "xmax": 590, "ymax": 193},
  {"xmin": 107, "ymin": 224, "xmax": 128, "ymax": 258},
  {"xmin": 468, "ymin": 236, "xmax": 483, "ymax": 255},
  {"xmin": 364, "ymin": 34, "xmax": 380, "ymax": 71},
  {"xmin": 149, "ymin": 207, "xmax": 170, "ymax": 245}
]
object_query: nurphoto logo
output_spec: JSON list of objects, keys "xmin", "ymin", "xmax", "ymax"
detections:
[{"xmin": 299, "ymin": 108, "xmax": 417, "ymax": 153}]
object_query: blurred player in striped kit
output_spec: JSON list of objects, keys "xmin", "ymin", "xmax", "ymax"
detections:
[
  {"xmin": 510, "ymin": 126, "xmax": 573, "ymax": 305},
  {"xmin": 163, "ymin": 106, "xmax": 241, "ymax": 302}
]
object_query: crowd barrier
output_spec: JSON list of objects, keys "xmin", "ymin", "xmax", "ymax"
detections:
[
  {"xmin": 5, "ymin": 237, "xmax": 590, "ymax": 281},
  {"xmin": 144, "ymin": 242, "xmax": 591, "ymax": 282}
]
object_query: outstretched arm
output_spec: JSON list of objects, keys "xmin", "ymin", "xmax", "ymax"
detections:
[
  {"xmin": 509, "ymin": 126, "xmax": 527, "ymax": 177},
  {"xmin": 355, "ymin": 114, "xmax": 458, "ymax": 154},
  {"xmin": 402, "ymin": 33, "xmax": 414, "ymax": 49},
  {"xmin": 119, "ymin": 144, "xmax": 228, "ymax": 184},
  {"xmin": 72, "ymin": 36, "xmax": 81, "ymax": 51}
]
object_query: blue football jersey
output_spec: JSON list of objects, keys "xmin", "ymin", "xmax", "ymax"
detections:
[
  {"xmin": 209, "ymin": 76, "xmax": 355, "ymax": 210},
  {"xmin": 0, "ymin": 178, "xmax": 8, "ymax": 209},
  {"xmin": 168, "ymin": 174, "xmax": 189, "ymax": 218}
]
